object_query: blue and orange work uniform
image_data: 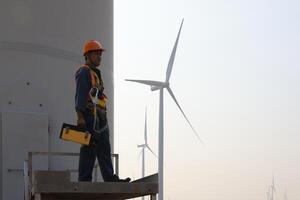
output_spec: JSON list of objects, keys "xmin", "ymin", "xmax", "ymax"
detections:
[{"xmin": 75, "ymin": 65, "xmax": 115, "ymax": 182}]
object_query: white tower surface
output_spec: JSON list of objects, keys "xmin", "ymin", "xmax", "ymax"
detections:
[{"xmin": 0, "ymin": 1, "xmax": 114, "ymax": 199}]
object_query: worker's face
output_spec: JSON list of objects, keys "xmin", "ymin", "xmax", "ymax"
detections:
[{"xmin": 88, "ymin": 50, "xmax": 103, "ymax": 67}]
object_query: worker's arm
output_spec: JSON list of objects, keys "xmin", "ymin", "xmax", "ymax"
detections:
[
  {"xmin": 75, "ymin": 68, "xmax": 91, "ymax": 127},
  {"xmin": 76, "ymin": 111, "xmax": 86, "ymax": 127}
]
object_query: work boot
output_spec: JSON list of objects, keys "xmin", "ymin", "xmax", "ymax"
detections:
[{"xmin": 109, "ymin": 174, "xmax": 131, "ymax": 182}]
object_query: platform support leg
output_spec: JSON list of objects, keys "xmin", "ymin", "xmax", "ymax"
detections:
[{"xmin": 150, "ymin": 194, "xmax": 157, "ymax": 200}]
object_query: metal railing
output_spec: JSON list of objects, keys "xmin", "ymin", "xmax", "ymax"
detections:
[{"xmin": 24, "ymin": 151, "xmax": 119, "ymax": 200}]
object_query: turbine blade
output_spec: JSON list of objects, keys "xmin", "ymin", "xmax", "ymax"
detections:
[
  {"xmin": 146, "ymin": 145, "xmax": 157, "ymax": 158},
  {"xmin": 167, "ymin": 87, "xmax": 204, "ymax": 144},
  {"xmin": 166, "ymin": 19, "xmax": 184, "ymax": 83},
  {"xmin": 125, "ymin": 79, "xmax": 165, "ymax": 87}
]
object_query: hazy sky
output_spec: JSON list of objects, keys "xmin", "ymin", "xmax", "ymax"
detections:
[{"xmin": 114, "ymin": 0, "xmax": 300, "ymax": 199}]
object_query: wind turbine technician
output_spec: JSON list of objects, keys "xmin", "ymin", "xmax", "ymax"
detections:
[{"xmin": 75, "ymin": 40, "xmax": 131, "ymax": 182}]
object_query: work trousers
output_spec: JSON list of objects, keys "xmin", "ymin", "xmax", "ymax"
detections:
[{"xmin": 78, "ymin": 113, "xmax": 114, "ymax": 182}]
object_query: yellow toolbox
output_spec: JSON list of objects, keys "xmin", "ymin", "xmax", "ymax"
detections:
[{"xmin": 60, "ymin": 123, "xmax": 92, "ymax": 145}]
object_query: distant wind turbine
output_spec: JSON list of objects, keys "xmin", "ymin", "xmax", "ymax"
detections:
[
  {"xmin": 266, "ymin": 186, "xmax": 271, "ymax": 200},
  {"xmin": 284, "ymin": 187, "xmax": 288, "ymax": 200},
  {"xmin": 126, "ymin": 19, "xmax": 203, "ymax": 200},
  {"xmin": 137, "ymin": 108, "xmax": 157, "ymax": 200},
  {"xmin": 270, "ymin": 175, "xmax": 276, "ymax": 200}
]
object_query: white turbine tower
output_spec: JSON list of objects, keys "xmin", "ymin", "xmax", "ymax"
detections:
[
  {"xmin": 270, "ymin": 175, "xmax": 276, "ymax": 200},
  {"xmin": 266, "ymin": 186, "xmax": 271, "ymax": 200},
  {"xmin": 284, "ymin": 187, "xmax": 288, "ymax": 200},
  {"xmin": 126, "ymin": 19, "xmax": 203, "ymax": 200},
  {"xmin": 137, "ymin": 108, "xmax": 157, "ymax": 200}
]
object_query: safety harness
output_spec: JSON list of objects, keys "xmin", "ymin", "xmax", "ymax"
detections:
[{"xmin": 79, "ymin": 64, "xmax": 108, "ymax": 134}]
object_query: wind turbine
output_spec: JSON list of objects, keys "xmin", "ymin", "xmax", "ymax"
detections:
[
  {"xmin": 126, "ymin": 19, "xmax": 203, "ymax": 200},
  {"xmin": 137, "ymin": 108, "xmax": 157, "ymax": 200},
  {"xmin": 270, "ymin": 175, "xmax": 276, "ymax": 200},
  {"xmin": 283, "ymin": 188, "xmax": 287, "ymax": 200},
  {"xmin": 284, "ymin": 188, "xmax": 288, "ymax": 200},
  {"xmin": 266, "ymin": 186, "xmax": 271, "ymax": 200}
]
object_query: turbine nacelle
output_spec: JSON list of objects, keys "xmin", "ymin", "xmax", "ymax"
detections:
[{"xmin": 151, "ymin": 82, "xmax": 169, "ymax": 91}]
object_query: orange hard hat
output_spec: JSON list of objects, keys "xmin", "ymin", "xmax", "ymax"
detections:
[{"xmin": 83, "ymin": 40, "xmax": 105, "ymax": 56}]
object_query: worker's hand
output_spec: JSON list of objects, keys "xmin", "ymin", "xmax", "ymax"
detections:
[
  {"xmin": 77, "ymin": 112, "xmax": 86, "ymax": 128},
  {"xmin": 77, "ymin": 117, "xmax": 86, "ymax": 128}
]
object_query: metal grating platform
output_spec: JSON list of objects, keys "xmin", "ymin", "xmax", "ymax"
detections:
[{"xmin": 31, "ymin": 171, "xmax": 158, "ymax": 200}]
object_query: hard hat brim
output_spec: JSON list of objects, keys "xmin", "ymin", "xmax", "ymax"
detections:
[{"xmin": 83, "ymin": 48, "xmax": 105, "ymax": 56}]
